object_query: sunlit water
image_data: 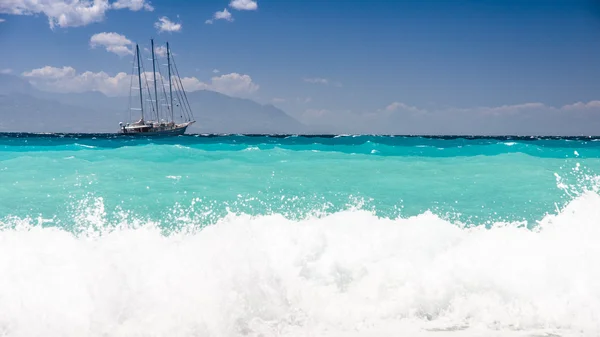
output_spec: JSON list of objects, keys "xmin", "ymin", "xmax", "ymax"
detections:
[{"xmin": 1, "ymin": 133, "xmax": 599, "ymax": 336}]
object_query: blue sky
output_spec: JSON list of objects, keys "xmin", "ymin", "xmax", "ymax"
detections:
[{"xmin": 1, "ymin": 0, "xmax": 600, "ymax": 131}]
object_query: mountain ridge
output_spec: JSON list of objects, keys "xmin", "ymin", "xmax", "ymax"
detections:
[{"xmin": 0, "ymin": 74, "xmax": 306, "ymax": 134}]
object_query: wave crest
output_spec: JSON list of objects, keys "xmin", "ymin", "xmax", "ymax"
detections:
[{"xmin": 0, "ymin": 191, "xmax": 599, "ymax": 336}]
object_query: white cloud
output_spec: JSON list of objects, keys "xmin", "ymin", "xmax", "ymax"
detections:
[
  {"xmin": 21, "ymin": 65, "xmax": 260, "ymax": 98},
  {"xmin": 111, "ymin": 0, "xmax": 153, "ymax": 11},
  {"xmin": 154, "ymin": 45, "xmax": 167, "ymax": 57},
  {"xmin": 22, "ymin": 66, "xmax": 131, "ymax": 96},
  {"xmin": 0, "ymin": 0, "xmax": 152, "ymax": 29},
  {"xmin": 179, "ymin": 77, "xmax": 207, "ymax": 91},
  {"xmin": 206, "ymin": 0, "xmax": 256, "ymax": 23},
  {"xmin": 155, "ymin": 16, "xmax": 182, "ymax": 33},
  {"xmin": 210, "ymin": 73, "xmax": 259, "ymax": 95},
  {"xmin": 0, "ymin": 18, "xmax": 5, "ymax": 23},
  {"xmin": 0, "ymin": 69, "xmax": 12, "ymax": 74},
  {"xmin": 211, "ymin": 8, "xmax": 233, "ymax": 22},
  {"xmin": 213, "ymin": 69, "xmax": 220, "ymax": 74},
  {"xmin": 23, "ymin": 66, "xmax": 76, "ymax": 79},
  {"xmin": 90, "ymin": 32, "xmax": 133, "ymax": 56},
  {"xmin": 180, "ymin": 73, "xmax": 259, "ymax": 97},
  {"xmin": 562, "ymin": 101, "xmax": 600, "ymax": 110},
  {"xmin": 491, "ymin": 102, "xmax": 547, "ymax": 111},
  {"xmin": 469, "ymin": 102, "xmax": 549, "ymax": 116},
  {"xmin": 229, "ymin": 0, "xmax": 257, "ymax": 11},
  {"xmin": 147, "ymin": 45, "xmax": 174, "ymax": 57},
  {"xmin": 384, "ymin": 102, "xmax": 422, "ymax": 113}
]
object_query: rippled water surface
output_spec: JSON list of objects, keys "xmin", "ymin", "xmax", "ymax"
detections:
[{"xmin": 1, "ymin": 133, "xmax": 599, "ymax": 336}]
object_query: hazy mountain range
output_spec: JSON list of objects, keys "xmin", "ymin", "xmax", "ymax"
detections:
[
  {"xmin": 4, "ymin": 73, "xmax": 600, "ymax": 136},
  {"xmin": 0, "ymin": 74, "xmax": 306, "ymax": 134}
]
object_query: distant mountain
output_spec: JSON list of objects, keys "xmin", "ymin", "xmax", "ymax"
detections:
[
  {"xmin": 0, "ymin": 74, "xmax": 305, "ymax": 134},
  {"xmin": 0, "ymin": 74, "xmax": 35, "ymax": 95},
  {"xmin": 185, "ymin": 90, "xmax": 303, "ymax": 134},
  {"xmin": 0, "ymin": 93, "xmax": 105, "ymax": 133}
]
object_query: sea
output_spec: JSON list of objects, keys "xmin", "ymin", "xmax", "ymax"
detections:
[{"xmin": 0, "ymin": 133, "xmax": 599, "ymax": 337}]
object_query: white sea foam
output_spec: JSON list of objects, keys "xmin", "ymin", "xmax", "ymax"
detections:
[
  {"xmin": 0, "ymin": 193, "xmax": 600, "ymax": 336},
  {"xmin": 74, "ymin": 143, "xmax": 97, "ymax": 149}
]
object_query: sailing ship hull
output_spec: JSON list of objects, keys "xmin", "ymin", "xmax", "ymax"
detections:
[
  {"xmin": 120, "ymin": 40, "xmax": 195, "ymax": 135},
  {"xmin": 119, "ymin": 124, "xmax": 192, "ymax": 136}
]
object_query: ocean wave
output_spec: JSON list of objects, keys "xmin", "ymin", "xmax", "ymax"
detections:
[
  {"xmin": 0, "ymin": 191, "xmax": 599, "ymax": 336},
  {"xmin": 74, "ymin": 143, "xmax": 97, "ymax": 149},
  {"xmin": 1, "ymin": 134, "xmax": 598, "ymax": 159}
]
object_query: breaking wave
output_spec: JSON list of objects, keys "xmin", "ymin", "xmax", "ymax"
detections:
[
  {"xmin": 1, "ymin": 191, "xmax": 599, "ymax": 336},
  {"xmin": 2, "ymin": 135, "xmax": 600, "ymax": 336}
]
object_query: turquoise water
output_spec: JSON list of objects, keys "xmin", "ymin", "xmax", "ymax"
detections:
[
  {"xmin": 1, "ymin": 134, "xmax": 600, "ymax": 336},
  {"xmin": 1, "ymin": 134, "xmax": 598, "ymax": 228}
]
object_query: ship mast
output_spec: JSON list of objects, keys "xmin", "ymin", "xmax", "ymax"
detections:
[
  {"xmin": 136, "ymin": 44, "xmax": 144, "ymax": 121},
  {"xmin": 151, "ymin": 38, "xmax": 159, "ymax": 121},
  {"xmin": 167, "ymin": 42, "xmax": 173, "ymax": 123}
]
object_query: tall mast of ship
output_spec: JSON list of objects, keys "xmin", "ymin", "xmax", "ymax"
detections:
[
  {"xmin": 167, "ymin": 42, "xmax": 174, "ymax": 123},
  {"xmin": 151, "ymin": 38, "xmax": 159, "ymax": 121},
  {"xmin": 136, "ymin": 44, "xmax": 144, "ymax": 121}
]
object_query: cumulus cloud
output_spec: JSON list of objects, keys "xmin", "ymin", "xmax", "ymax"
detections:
[
  {"xmin": 0, "ymin": 0, "xmax": 152, "ymax": 29},
  {"xmin": 23, "ymin": 66, "xmax": 76, "ymax": 79},
  {"xmin": 210, "ymin": 73, "xmax": 258, "ymax": 95},
  {"xmin": 22, "ymin": 66, "xmax": 260, "ymax": 98},
  {"xmin": 229, "ymin": 0, "xmax": 257, "ymax": 11},
  {"xmin": 213, "ymin": 69, "xmax": 220, "ymax": 74},
  {"xmin": 179, "ymin": 77, "xmax": 207, "ymax": 91},
  {"xmin": 154, "ymin": 45, "xmax": 167, "ymax": 57},
  {"xmin": 89, "ymin": 32, "xmax": 133, "ymax": 56},
  {"xmin": 155, "ymin": 16, "xmax": 182, "ymax": 33},
  {"xmin": 180, "ymin": 73, "xmax": 259, "ymax": 97},
  {"xmin": 475, "ymin": 102, "xmax": 548, "ymax": 116},
  {"xmin": 384, "ymin": 102, "xmax": 422, "ymax": 113},
  {"xmin": 562, "ymin": 101, "xmax": 600, "ymax": 110},
  {"xmin": 0, "ymin": 18, "xmax": 5, "ymax": 23},
  {"xmin": 206, "ymin": 8, "xmax": 233, "ymax": 24},
  {"xmin": 206, "ymin": 1, "xmax": 256, "ymax": 24},
  {"xmin": 22, "ymin": 66, "xmax": 131, "ymax": 96},
  {"xmin": 111, "ymin": 0, "xmax": 153, "ymax": 11}
]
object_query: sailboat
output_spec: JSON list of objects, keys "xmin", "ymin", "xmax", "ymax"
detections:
[{"xmin": 119, "ymin": 39, "xmax": 195, "ymax": 135}]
